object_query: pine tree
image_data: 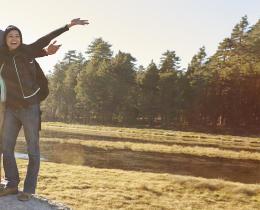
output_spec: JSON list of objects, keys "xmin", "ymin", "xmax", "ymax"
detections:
[
  {"xmin": 138, "ymin": 61, "xmax": 160, "ymax": 125},
  {"xmin": 160, "ymin": 50, "xmax": 180, "ymax": 73}
]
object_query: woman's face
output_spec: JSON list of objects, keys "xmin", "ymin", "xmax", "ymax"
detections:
[{"xmin": 6, "ymin": 30, "xmax": 21, "ymax": 51}]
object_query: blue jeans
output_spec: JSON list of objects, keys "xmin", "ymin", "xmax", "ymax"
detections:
[{"xmin": 2, "ymin": 104, "xmax": 40, "ymax": 194}]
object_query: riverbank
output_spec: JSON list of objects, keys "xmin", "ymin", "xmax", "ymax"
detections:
[{"xmin": 13, "ymin": 122, "xmax": 260, "ymax": 209}]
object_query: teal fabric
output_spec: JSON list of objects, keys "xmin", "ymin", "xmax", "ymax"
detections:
[{"xmin": 0, "ymin": 64, "xmax": 6, "ymax": 102}]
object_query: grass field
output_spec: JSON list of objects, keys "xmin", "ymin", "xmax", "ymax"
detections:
[
  {"xmin": 41, "ymin": 122, "xmax": 260, "ymax": 161},
  {"xmin": 16, "ymin": 159, "xmax": 260, "ymax": 210},
  {"xmin": 14, "ymin": 122, "xmax": 260, "ymax": 209}
]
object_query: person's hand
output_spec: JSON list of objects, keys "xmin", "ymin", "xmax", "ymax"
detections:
[
  {"xmin": 68, "ymin": 18, "xmax": 89, "ymax": 28},
  {"xmin": 45, "ymin": 41, "xmax": 61, "ymax": 55}
]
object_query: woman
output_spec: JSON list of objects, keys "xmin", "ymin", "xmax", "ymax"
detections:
[
  {"xmin": 0, "ymin": 37, "xmax": 60, "ymax": 187},
  {"xmin": 0, "ymin": 18, "xmax": 88, "ymax": 201}
]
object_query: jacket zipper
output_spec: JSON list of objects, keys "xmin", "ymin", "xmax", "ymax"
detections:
[{"xmin": 13, "ymin": 56, "xmax": 40, "ymax": 99}]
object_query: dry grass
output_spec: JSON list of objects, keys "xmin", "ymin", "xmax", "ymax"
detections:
[
  {"xmin": 36, "ymin": 122, "xmax": 260, "ymax": 161},
  {"xmin": 22, "ymin": 137, "xmax": 260, "ymax": 161},
  {"xmin": 15, "ymin": 159, "xmax": 260, "ymax": 210},
  {"xmin": 13, "ymin": 122, "xmax": 260, "ymax": 209},
  {"xmin": 42, "ymin": 122, "xmax": 260, "ymax": 151}
]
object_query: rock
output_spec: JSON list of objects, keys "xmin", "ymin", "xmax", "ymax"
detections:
[{"xmin": 0, "ymin": 194, "xmax": 71, "ymax": 210}]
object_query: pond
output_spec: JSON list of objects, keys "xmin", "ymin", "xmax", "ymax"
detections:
[{"xmin": 15, "ymin": 140, "xmax": 260, "ymax": 184}]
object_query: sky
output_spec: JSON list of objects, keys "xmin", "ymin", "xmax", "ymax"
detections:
[{"xmin": 0, "ymin": 0, "xmax": 259, "ymax": 73}]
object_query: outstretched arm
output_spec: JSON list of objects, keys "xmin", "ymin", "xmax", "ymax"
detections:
[{"xmin": 28, "ymin": 18, "xmax": 89, "ymax": 57}]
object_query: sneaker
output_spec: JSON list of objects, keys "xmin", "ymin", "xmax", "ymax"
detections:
[
  {"xmin": 0, "ymin": 186, "xmax": 18, "ymax": 196},
  {"xmin": 17, "ymin": 192, "xmax": 32, "ymax": 201}
]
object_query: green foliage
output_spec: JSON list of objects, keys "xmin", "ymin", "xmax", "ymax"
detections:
[
  {"xmin": 86, "ymin": 38, "xmax": 113, "ymax": 64},
  {"xmin": 42, "ymin": 16, "xmax": 260, "ymax": 132},
  {"xmin": 160, "ymin": 50, "xmax": 180, "ymax": 73},
  {"xmin": 137, "ymin": 61, "xmax": 160, "ymax": 125}
]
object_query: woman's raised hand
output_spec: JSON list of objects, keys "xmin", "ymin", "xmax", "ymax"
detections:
[{"xmin": 68, "ymin": 18, "xmax": 89, "ymax": 28}]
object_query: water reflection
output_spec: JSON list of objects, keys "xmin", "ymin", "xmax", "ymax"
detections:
[
  {"xmin": 15, "ymin": 152, "xmax": 29, "ymax": 160},
  {"xmin": 16, "ymin": 141, "xmax": 85, "ymax": 164},
  {"xmin": 15, "ymin": 152, "xmax": 46, "ymax": 161},
  {"xmin": 15, "ymin": 140, "xmax": 260, "ymax": 184}
]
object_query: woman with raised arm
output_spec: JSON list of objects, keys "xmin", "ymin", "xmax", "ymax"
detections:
[{"xmin": 0, "ymin": 18, "xmax": 88, "ymax": 201}]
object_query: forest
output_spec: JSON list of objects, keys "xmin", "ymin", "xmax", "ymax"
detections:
[{"xmin": 42, "ymin": 16, "xmax": 260, "ymax": 133}]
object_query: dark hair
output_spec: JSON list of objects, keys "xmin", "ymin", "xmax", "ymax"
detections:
[{"xmin": 3, "ymin": 25, "xmax": 23, "ymax": 48}]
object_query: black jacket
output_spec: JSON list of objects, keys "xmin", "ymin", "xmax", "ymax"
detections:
[{"xmin": 0, "ymin": 25, "xmax": 69, "ymax": 109}]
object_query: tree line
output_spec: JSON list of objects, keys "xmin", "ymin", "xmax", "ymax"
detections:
[{"xmin": 41, "ymin": 16, "xmax": 260, "ymax": 132}]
